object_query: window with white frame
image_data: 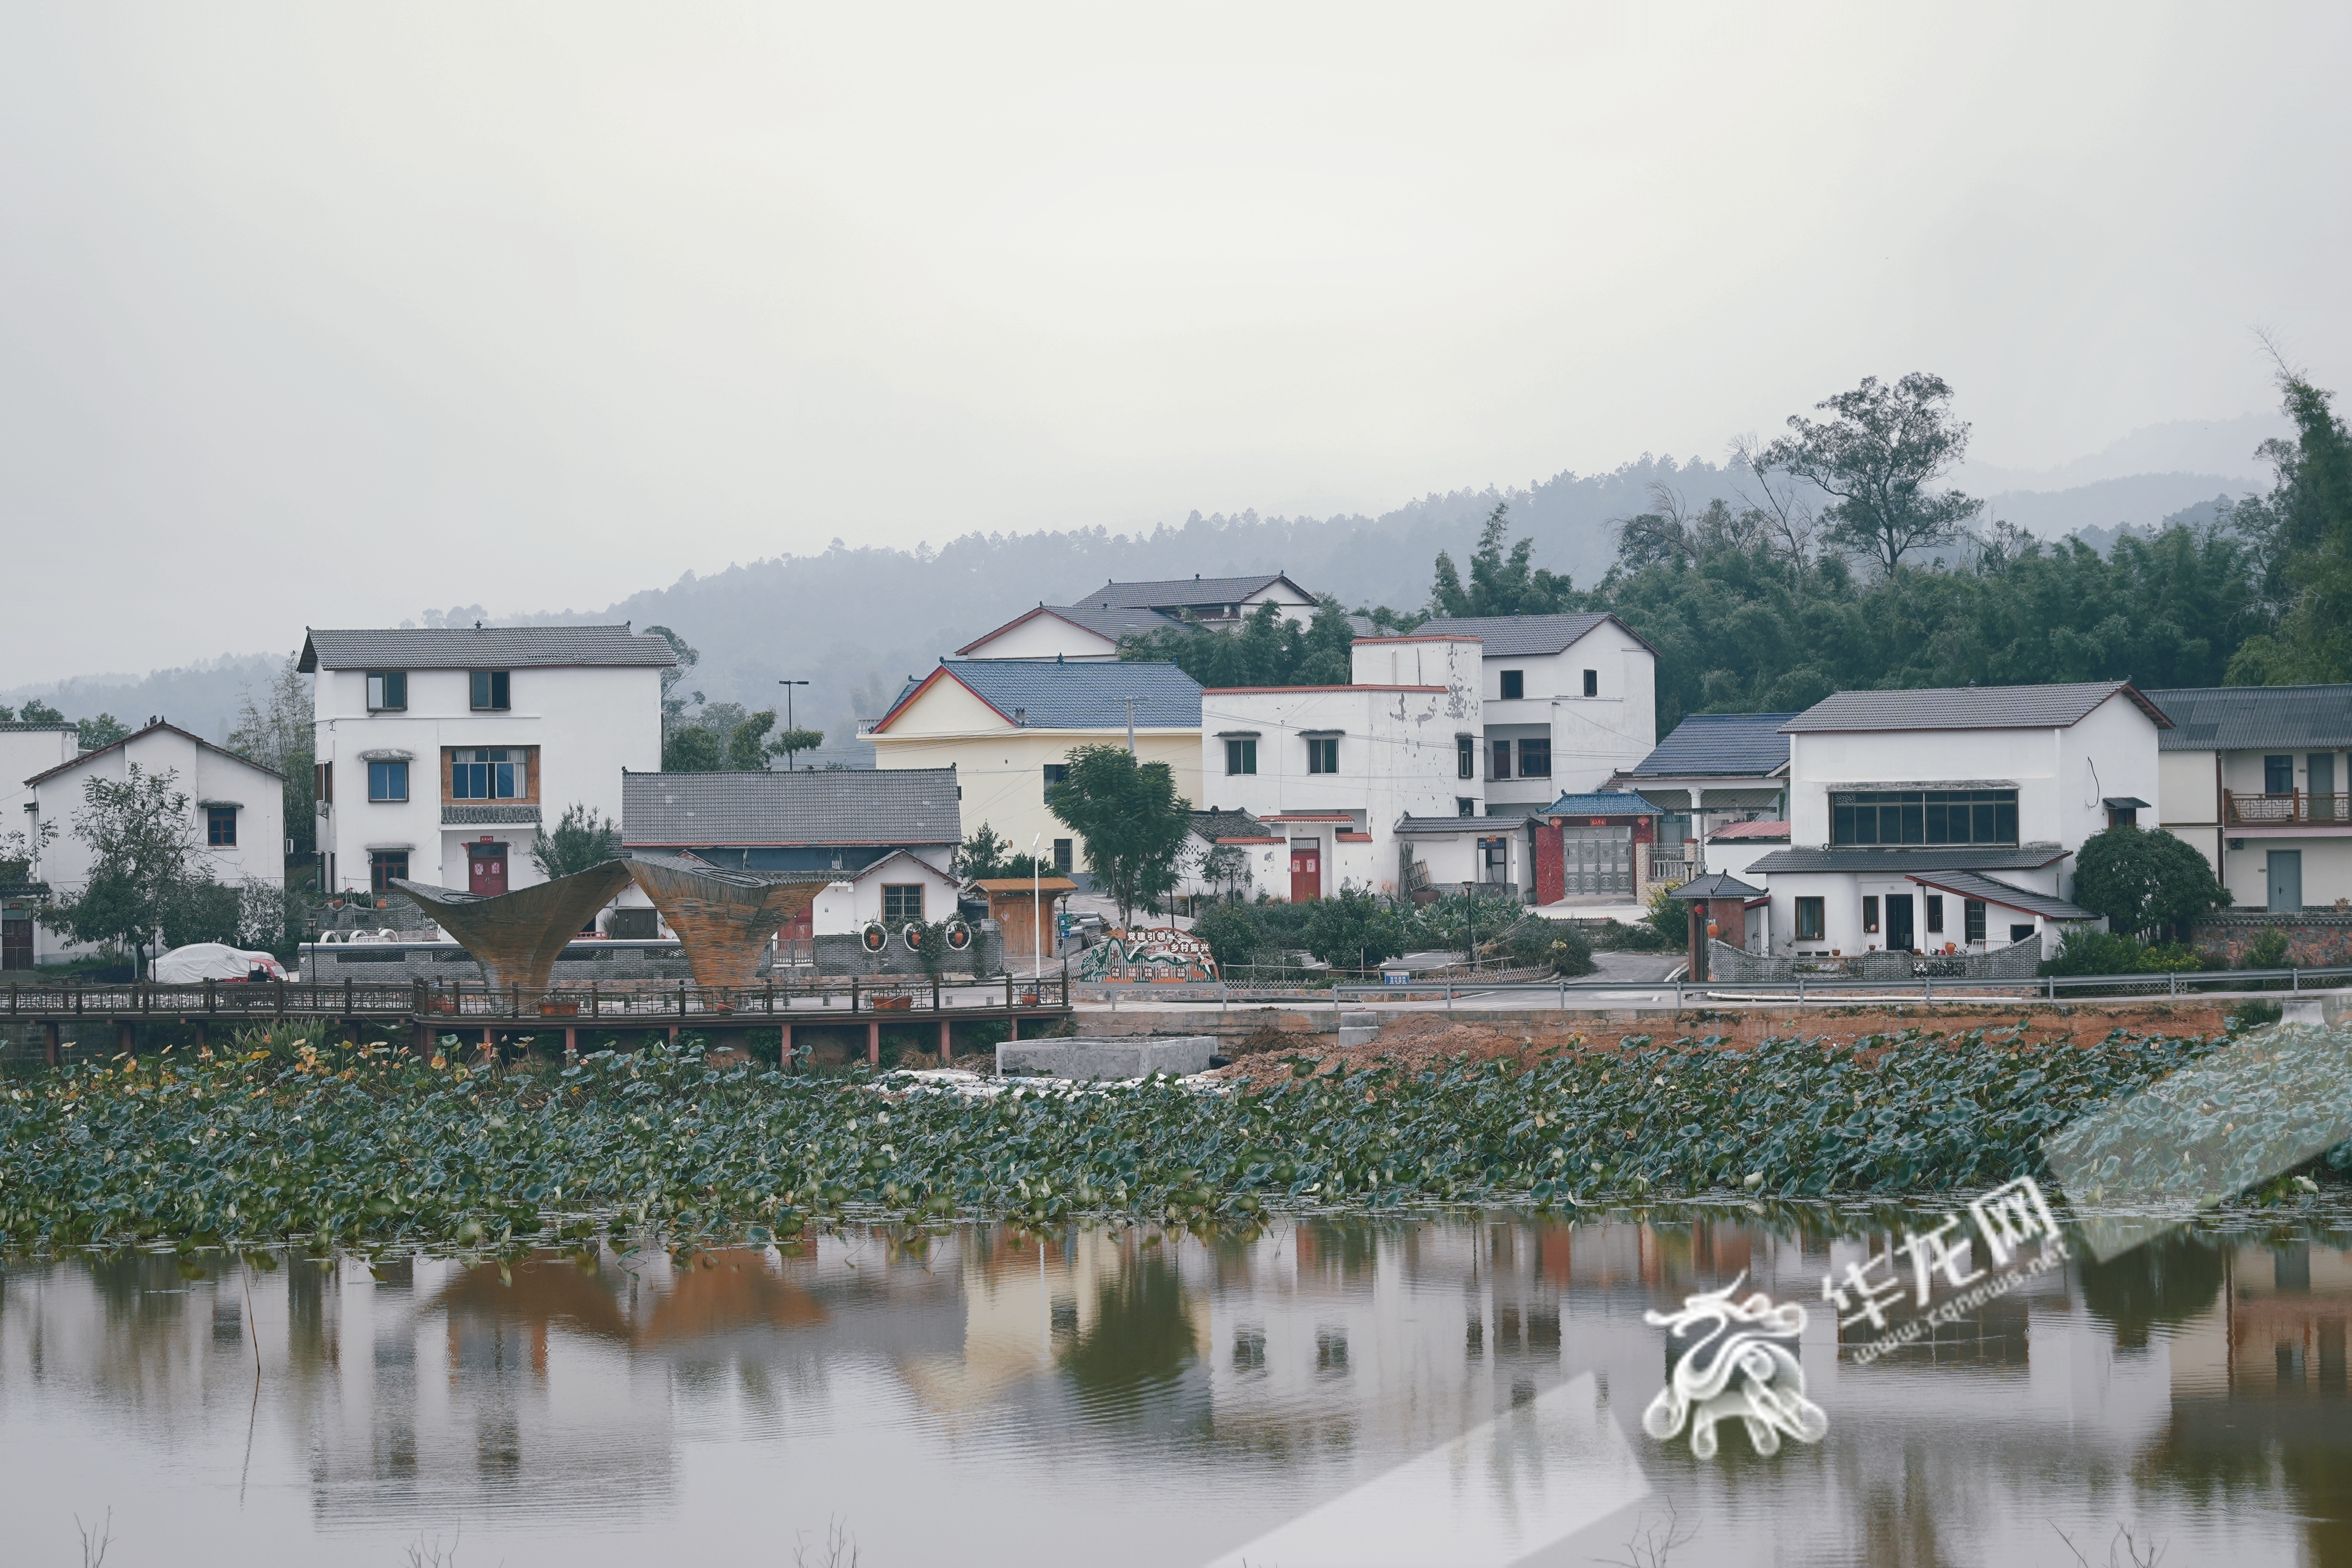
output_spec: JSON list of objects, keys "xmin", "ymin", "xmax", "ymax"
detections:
[
  {"xmin": 1225, "ymin": 739, "xmax": 1256, "ymax": 775},
  {"xmin": 1305, "ymin": 738, "xmax": 1338, "ymax": 774}
]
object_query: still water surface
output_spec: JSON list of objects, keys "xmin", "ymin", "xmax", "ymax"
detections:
[{"xmin": 1, "ymin": 1211, "xmax": 2346, "ymax": 1567}]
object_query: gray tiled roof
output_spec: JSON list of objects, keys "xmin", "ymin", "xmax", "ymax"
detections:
[
  {"xmin": 1543, "ymin": 790, "xmax": 1668, "ymax": 817},
  {"xmin": 956, "ymin": 603, "xmax": 1185, "ymax": 654},
  {"xmin": 1052, "ymin": 604, "xmax": 1187, "ymax": 641},
  {"xmin": 2144, "ymin": 684, "xmax": 2352, "ymax": 752},
  {"xmin": 1393, "ymin": 813, "xmax": 1535, "ymax": 834},
  {"xmin": 1781, "ymin": 680, "xmax": 2171, "ymax": 733},
  {"xmin": 1415, "ymin": 611, "xmax": 1634, "ymax": 657},
  {"xmin": 1073, "ymin": 574, "xmax": 1310, "ymax": 611},
  {"xmin": 1904, "ymin": 868, "xmax": 2093, "ymax": 920},
  {"xmin": 1747, "ymin": 844, "xmax": 2070, "ymax": 874},
  {"xmin": 1623, "ymin": 713, "xmax": 1798, "ymax": 777},
  {"xmin": 1190, "ymin": 807, "xmax": 1270, "ymax": 842},
  {"xmin": 299, "ymin": 625, "xmax": 678, "ymax": 672},
  {"xmin": 932, "ymin": 659, "xmax": 1203, "ymax": 729},
  {"xmin": 622, "ymin": 767, "xmax": 960, "ymax": 847}
]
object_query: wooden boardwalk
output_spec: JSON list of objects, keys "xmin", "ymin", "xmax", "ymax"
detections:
[{"xmin": 3, "ymin": 974, "xmax": 1074, "ymax": 1066}]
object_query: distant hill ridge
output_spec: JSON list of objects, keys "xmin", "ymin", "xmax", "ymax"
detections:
[{"xmin": 1, "ymin": 457, "xmax": 2262, "ymax": 759}]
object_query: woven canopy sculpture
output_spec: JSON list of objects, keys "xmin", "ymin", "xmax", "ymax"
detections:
[
  {"xmin": 396, "ymin": 855, "xmax": 835, "ymax": 996},
  {"xmin": 394, "ymin": 863, "xmax": 636, "ymax": 999},
  {"xmin": 622, "ymin": 852, "xmax": 834, "ymax": 989}
]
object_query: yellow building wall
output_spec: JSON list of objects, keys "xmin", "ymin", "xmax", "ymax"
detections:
[{"xmin": 871, "ymin": 701, "xmax": 1202, "ymax": 863}]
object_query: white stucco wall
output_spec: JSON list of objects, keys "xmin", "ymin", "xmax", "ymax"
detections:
[
  {"xmin": 2, "ymin": 726, "xmax": 81, "ymax": 831},
  {"xmin": 24, "ymin": 727, "xmax": 285, "ymax": 962},
  {"xmin": 808, "ymin": 848, "xmax": 961, "ymax": 934},
  {"xmin": 1480, "ymin": 621, "xmax": 1657, "ymax": 808},
  {"xmin": 958, "ymin": 612, "xmax": 1121, "ymax": 662},
  {"xmin": 314, "ymin": 664, "xmax": 663, "ymax": 895},
  {"xmin": 868, "ymin": 675, "xmax": 1200, "ymax": 871},
  {"xmin": 1199, "ymin": 684, "xmax": 1471, "ymax": 899}
]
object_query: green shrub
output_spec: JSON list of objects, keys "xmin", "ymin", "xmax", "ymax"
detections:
[
  {"xmin": 2242, "ymin": 927, "xmax": 2293, "ymax": 970},
  {"xmin": 2039, "ymin": 929, "xmax": 2206, "ymax": 977},
  {"xmin": 1301, "ymin": 888, "xmax": 1407, "ymax": 971},
  {"xmin": 1485, "ymin": 917, "xmax": 1596, "ymax": 976},
  {"xmin": 1590, "ymin": 919, "xmax": 1674, "ymax": 952},
  {"xmin": 1193, "ymin": 904, "xmax": 1272, "ymax": 971},
  {"xmin": 2227, "ymin": 998, "xmax": 2283, "ymax": 1030},
  {"xmin": 1645, "ymin": 885, "xmax": 1688, "ymax": 948}
]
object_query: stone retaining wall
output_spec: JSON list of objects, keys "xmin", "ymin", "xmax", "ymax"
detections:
[{"xmin": 2192, "ymin": 912, "xmax": 2352, "ymax": 969}]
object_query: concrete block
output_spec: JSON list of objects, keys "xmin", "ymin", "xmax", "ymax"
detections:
[{"xmin": 996, "ymin": 1035, "xmax": 1219, "ymax": 1080}]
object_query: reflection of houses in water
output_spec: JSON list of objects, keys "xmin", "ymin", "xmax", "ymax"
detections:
[{"xmin": 897, "ymin": 1226, "xmax": 1214, "ymax": 1442}]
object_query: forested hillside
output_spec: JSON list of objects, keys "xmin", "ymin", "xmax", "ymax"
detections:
[
  {"xmin": 0, "ymin": 429, "xmax": 2268, "ymax": 757},
  {"xmin": 1124, "ymin": 368, "xmax": 2350, "ymax": 737}
]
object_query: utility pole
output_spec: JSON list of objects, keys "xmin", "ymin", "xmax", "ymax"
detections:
[{"xmin": 777, "ymin": 679, "xmax": 810, "ymax": 769}]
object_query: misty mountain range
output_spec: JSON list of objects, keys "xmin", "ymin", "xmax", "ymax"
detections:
[{"xmin": 3, "ymin": 442, "xmax": 2272, "ymax": 765}]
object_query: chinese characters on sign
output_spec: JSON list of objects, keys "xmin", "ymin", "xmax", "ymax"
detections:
[{"xmin": 1823, "ymin": 1177, "xmax": 2068, "ymax": 1365}]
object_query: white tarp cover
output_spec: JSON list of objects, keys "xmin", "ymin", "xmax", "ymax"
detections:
[{"xmin": 153, "ymin": 943, "xmax": 287, "ymax": 984}]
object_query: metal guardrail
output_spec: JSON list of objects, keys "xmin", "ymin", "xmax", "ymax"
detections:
[
  {"xmin": 1318, "ymin": 964, "xmax": 2352, "ymax": 1010},
  {"xmin": 3, "ymin": 973, "xmax": 1075, "ymax": 1024}
]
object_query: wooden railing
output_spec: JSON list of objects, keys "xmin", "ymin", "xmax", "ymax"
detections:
[{"xmin": 2224, "ymin": 791, "xmax": 2352, "ymax": 827}]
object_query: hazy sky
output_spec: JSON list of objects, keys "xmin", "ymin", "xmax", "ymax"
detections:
[{"xmin": 3, "ymin": 3, "xmax": 2345, "ymax": 683}]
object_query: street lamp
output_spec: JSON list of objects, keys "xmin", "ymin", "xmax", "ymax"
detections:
[{"xmin": 777, "ymin": 679, "xmax": 810, "ymax": 769}]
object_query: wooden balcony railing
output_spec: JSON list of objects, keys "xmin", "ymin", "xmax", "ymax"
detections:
[{"xmin": 2223, "ymin": 790, "xmax": 2352, "ymax": 827}]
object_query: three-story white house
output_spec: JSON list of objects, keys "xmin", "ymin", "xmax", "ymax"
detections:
[
  {"xmin": 303, "ymin": 625, "xmax": 674, "ymax": 897},
  {"xmin": 1746, "ymin": 681, "xmax": 2166, "ymax": 958},
  {"xmin": 1413, "ymin": 612, "xmax": 1658, "ymax": 813}
]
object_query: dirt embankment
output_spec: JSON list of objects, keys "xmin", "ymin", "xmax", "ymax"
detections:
[{"xmin": 1210, "ymin": 1000, "xmax": 2238, "ymax": 1079}]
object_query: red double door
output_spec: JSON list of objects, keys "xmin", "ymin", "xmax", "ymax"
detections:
[
  {"xmin": 467, "ymin": 842, "xmax": 509, "ymax": 896},
  {"xmin": 1288, "ymin": 841, "xmax": 1321, "ymax": 902}
]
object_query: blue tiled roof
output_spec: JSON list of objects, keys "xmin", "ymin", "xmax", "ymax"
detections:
[
  {"xmin": 1542, "ymin": 790, "xmax": 1667, "ymax": 817},
  {"xmin": 944, "ymin": 659, "xmax": 1203, "ymax": 729},
  {"xmin": 1625, "ymin": 713, "xmax": 1798, "ymax": 777}
]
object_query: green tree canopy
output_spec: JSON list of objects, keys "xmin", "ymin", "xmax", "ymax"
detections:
[
  {"xmin": 2072, "ymin": 825, "xmax": 2231, "ymax": 941},
  {"xmin": 1045, "ymin": 744, "xmax": 1191, "ymax": 927},
  {"xmin": 76, "ymin": 713, "xmax": 130, "ymax": 750},
  {"xmin": 40, "ymin": 765, "xmax": 237, "ymax": 969},
  {"xmin": 1431, "ymin": 502, "xmax": 1575, "ymax": 617},
  {"xmin": 1301, "ymin": 887, "xmax": 1408, "ymax": 971},
  {"xmin": 768, "ymin": 725, "xmax": 825, "ymax": 768},
  {"xmin": 1118, "ymin": 597, "xmax": 1368, "ymax": 689},
  {"xmin": 531, "ymin": 803, "xmax": 621, "ymax": 880},
  {"xmin": 1761, "ymin": 371, "xmax": 1980, "ymax": 573},
  {"xmin": 229, "ymin": 653, "xmax": 315, "ymax": 862},
  {"xmin": 2222, "ymin": 361, "xmax": 2352, "ymax": 684}
]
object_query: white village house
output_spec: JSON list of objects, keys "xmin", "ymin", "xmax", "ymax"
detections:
[
  {"xmin": 1745, "ymin": 680, "xmax": 2167, "ymax": 959},
  {"xmin": 2, "ymin": 722, "xmax": 84, "ymax": 970},
  {"xmin": 1413, "ymin": 611, "xmax": 1658, "ymax": 815},
  {"xmin": 863, "ymin": 658, "xmax": 1204, "ymax": 881},
  {"xmin": 620, "ymin": 767, "xmax": 964, "ymax": 939},
  {"xmin": 304, "ymin": 625, "xmax": 674, "ymax": 898},
  {"xmin": 954, "ymin": 573, "xmax": 1319, "ymax": 661},
  {"xmin": 2145, "ymin": 682, "xmax": 2352, "ymax": 912},
  {"xmin": 13, "ymin": 721, "xmax": 286, "ymax": 967},
  {"xmin": 1198, "ymin": 635, "xmax": 1485, "ymax": 900}
]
